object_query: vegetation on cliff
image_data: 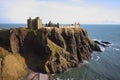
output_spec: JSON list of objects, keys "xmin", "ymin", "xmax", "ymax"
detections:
[{"xmin": 0, "ymin": 47, "xmax": 27, "ymax": 80}]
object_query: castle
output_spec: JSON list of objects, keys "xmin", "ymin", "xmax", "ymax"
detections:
[
  {"xmin": 27, "ymin": 17, "xmax": 80, "ymax": 29},
  {"xmin": 27, "ymin": 17, "xmax": 43, "ymax": 30}
]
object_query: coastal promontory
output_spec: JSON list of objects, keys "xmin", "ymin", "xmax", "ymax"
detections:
[
  {"xmin": 0, "ymin": 27, "xmax": 101, "ymax": 80},
  {"xmin": 0, "ymin": 17, "xmax": 101, "ymax": 80}
]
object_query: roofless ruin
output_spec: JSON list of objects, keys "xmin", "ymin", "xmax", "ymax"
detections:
[{"xmin": 27, "ymin": 17, "xmax": 80, "ymax": 30}]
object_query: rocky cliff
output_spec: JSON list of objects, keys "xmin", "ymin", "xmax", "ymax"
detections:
[{"xmin": 0, "ymin": 27, "xmax": 101, "ymax": 80}]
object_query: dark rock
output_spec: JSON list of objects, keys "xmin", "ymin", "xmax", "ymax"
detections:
[
  {"xmin": 61, "ymin": 28, "xmax": 77, "ymax": 54},
  {"xmin": 48, "ymin": 28, "xmax": 66, "ymax": 48},
  {"xmin": 94, "ymin": 40, "xmax": 108, "ymax": 47},
  {"xmin": 94, "ymin": 40, "xmax": 111, "ymax": 47},
  {"xmin": 0, "ymin": 30, "xmax": 11, "ymax": 51},
  {"xmin": 101, "ymin": 41, "xmax": 111, "ymax": 45},
  {"xmin": 92, "ymin": 43, "xmax": 102, "ymax": 52}
]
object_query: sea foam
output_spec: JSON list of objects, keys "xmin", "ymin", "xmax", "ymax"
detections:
[
  {"xmin": 113, "ymin": 47, "xmax": 120, "ymax": 51},
  {"xmin": 96, "ymin": 56, "xmax": 100, "ymax": 61},
  {"xmin": 99, "ymin": 46, "xmax": 105, "ymax": 51}
]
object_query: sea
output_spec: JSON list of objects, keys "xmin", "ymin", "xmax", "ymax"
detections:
[{"xmin": 0, "ymin": 24, "xmax": 120, "ymax": 80}]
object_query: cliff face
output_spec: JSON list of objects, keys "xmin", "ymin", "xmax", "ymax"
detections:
[{"xmin": 0, "ymin": 27, "xmax": 101, "ymax": 79}]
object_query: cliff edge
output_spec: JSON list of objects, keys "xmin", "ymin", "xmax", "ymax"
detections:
[{"xmin": 0, "ymin": 27, "xmax": 101, "ymax": 80}]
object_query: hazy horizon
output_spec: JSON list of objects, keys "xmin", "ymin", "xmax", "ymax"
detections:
[{"xmin": 0, "ymin": 0, "xmax": 120, "ymax": 24}]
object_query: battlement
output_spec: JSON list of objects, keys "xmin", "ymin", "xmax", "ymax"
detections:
[{"xmin": 27, "ymin": 17, "xmax": 43, "ymax": 30}]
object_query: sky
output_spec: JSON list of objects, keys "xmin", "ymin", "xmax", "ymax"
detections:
[{"xmin": 0, "ymin": 0, "xmax": 120, "ymax": 24}]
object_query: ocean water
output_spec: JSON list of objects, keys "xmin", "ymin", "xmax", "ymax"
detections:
[
  {"xmin": 0, "ymin": 24, "xmax": 27, "ymax": 29},
  {"xmin": 0, "ymin": 24, "xmax": 120, "ymax": 80}
]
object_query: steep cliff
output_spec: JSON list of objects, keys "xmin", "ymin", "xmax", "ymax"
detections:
[{"xmin": 0, "ymin": 27, "xmax": 101, "ymax": 80}]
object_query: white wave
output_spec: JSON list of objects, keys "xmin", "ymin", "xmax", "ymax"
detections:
[
  {"xmin": 83, "ymin": 60, "xmax": 89, "ymax": 64},
  {"xmin": 80, "ymin": 60, "xmax": 89, "ymax": 65},
  {"xmin": 91, "ymin": 54, "xmax": 94, "ymax": 60},
  {"xmin": 91, "ymin": 53, "xmax": 100, "ymax": 61},
  {"xmin": 113, "ymin": 48, "xmax": 120, "ymax": 51},
  {"xmin": 91, "ymin": 52, "xmax": 97, "ymax": 60},
  {"xmin": 95, "ymin": 56, "xmax": 100, "ymax": 61},
  {"xmin": 93, "ymin": 39, "xmax": 101, "ymax": 41},
  {"xmin": 99, "ymin": 46, "xmax": 105, "ymax": 51},
  {"xmin": 93, "ymin": 39, "xmax": 97, "ymax": 41}
]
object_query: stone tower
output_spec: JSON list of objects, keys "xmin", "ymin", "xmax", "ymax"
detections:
[
  {"xmin": 27, "ymin": 17, "xmax": 32, "ymax": 29},
  {"xmin": 27, "ymin": 17, "xmax": 42, "ymax": 30}
]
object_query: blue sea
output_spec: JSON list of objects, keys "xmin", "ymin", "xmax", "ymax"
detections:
[
  {"xmin": 0, "ymin": 24, "xmax": 120, "ymax": 80},
  {"xmin": 0, "ymin": 24, "xmax": 27, "ymax": 29}
]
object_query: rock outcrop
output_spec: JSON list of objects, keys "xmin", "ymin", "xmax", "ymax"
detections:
[
  {"xmin": 0, "ymin": 27, "xmax": 101, "ymax": 80},
  {"xmin": 94, "ymin": 40, "xmax": 111, "ymax": 47}
]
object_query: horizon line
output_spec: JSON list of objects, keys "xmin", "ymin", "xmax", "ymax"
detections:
[{"xmin": 0, "ymin": 23, "xmax": 120, "ymax": 25}]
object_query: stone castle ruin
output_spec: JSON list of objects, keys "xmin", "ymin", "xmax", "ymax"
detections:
[
  {"xmin": 27, "ymin": 17, "xmax": 43, "ymax": 30},
  {"xmin": 27, "ymin": 17, "xmax": 80, "ymax": 29}
]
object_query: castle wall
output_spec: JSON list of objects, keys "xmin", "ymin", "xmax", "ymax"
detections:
[
  {"xmin": 37, "ymin": 19, "xmax": 42, "ymax": 29},
  {"xmin": 27, "ymin": 19, "xmax": 32, "ymax": 29},
  {"xmin": 27, "ymin": 17, "xmax": 43, "ymax": 30}
]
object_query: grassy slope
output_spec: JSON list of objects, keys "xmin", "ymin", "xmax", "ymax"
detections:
[{"xmin": 0, "ymin": 47, "xmax": 27, "ymax": 80}]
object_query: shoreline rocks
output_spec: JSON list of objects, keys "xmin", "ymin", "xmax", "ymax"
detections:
[{"xmin": 94, "ymin": 40, "xmax": 111, "ymax": 47}]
